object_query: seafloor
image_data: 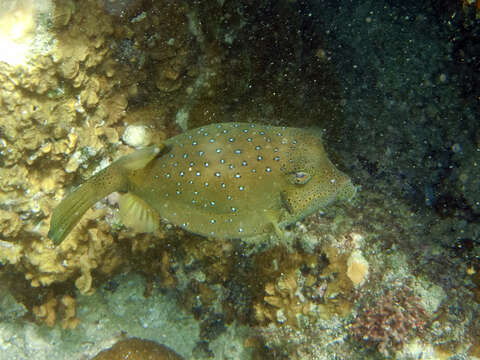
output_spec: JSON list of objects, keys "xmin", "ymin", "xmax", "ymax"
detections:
[{"xmin": 0, "ymin": 0, "xmax": 479, "ymax": 359}]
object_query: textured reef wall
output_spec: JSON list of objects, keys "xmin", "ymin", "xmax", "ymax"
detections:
[{"xmin": 0, "ymin": 0, "xmax": 480, "ymax": 359}]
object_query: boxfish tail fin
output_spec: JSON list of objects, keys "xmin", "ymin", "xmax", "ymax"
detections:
[{"xmin": 48, "ymin": 146, "xmax": 161, "ymax": 245}]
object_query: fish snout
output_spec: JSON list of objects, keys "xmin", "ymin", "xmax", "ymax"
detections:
[{"xmin": 281, "ymin": 171, "xmax": 355, "ymax": 222}]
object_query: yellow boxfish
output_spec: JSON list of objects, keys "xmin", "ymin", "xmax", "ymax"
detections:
[{"xmin": 48, "ymin": 123, "xmax": 355, "ymax": 244}]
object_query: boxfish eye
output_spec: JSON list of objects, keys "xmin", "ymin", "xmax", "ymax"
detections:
[{"xmin": 289, "ymin": 171, "xmax": 311, "ymax": 185}]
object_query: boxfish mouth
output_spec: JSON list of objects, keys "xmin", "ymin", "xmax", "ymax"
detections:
[
  {"xmin": 280, "ymin": 181, "xmax": 315, "ymax": 217},
  {"xmin": 280, "ymin": 173, "xmax": 355, "ymax": 221}
]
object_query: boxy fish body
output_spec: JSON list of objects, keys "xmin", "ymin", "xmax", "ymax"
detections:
[{"xmin": 49, "ymin": 123, "xmax": 355, "ymax": 244}]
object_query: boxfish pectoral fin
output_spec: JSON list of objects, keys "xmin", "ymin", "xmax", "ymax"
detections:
[
  {"xmin": 264, "ymin": 209, "xmax": 285, "ymax": 239},
  {"xmin": 116, "ymin": 145, "xmax": 162, "ymax": 171},
  {"xmin": 48, "ymin": 146, "xmax": 161, "ymax": 245},
  {"xmin": 119, "ymin": 192, "xmax": 159, "ymax": 233}
]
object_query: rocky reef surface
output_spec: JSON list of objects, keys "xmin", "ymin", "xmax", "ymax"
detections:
[{"xmin": 0, "ymin": 0, "xmax": 479, "ymax": 359}]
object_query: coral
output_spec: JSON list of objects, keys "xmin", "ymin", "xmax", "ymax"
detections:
[
  {"xmin": 0, "ymin": 0, "xmax": 196, "ymax": 299},
  {"xmin": 60, "ymin": 294, "xmax": 79, "ymax": 329},
  {"xmin": 0, "ymin": 241, "xmax": 23, "ymax": 266},
  {"xmin": 92, "ymin": 337, "xmax": 184, "ymax": 360},
  {"xmin": 350, "ymin": 283, "xmax": 428, "ymax": 356},
  {"xmin": 0, "ymin": 210, "xmax": 22, "ymax": 238},
  {"xmin": 346, "ymin": 250, "xmax": 369, "ymax": 287},
  {"xmin": 0, "ymin": 0, "xmax": 46, "ymax": 66},
  {"xmin": 33, "ymin": 293, "xmax": 57, "ymax": 327},
  {"xmin": 50, "ymin": 0, "xmax": 75, "ymax": 29},
  {"xmin": 32, "ymin": 292, "xmax": 79, "ymax": 329},
  {"xmin": 122, "ymin": 124, "xmax": 152, "ymax": 148},
  {"xmin": 158, "ymin": 251, "xmax": 178, "ymax": 289},
  {"xmin": 252, "ymin": 237, "xmax": 363, "ymax": 328},
  {"xmin": 311, "ymin": 246, "xmax": 357, "ymax": 318},
  {"xmin": 254, "ymin": 270, "xmax": 311, "ymax": 327}
]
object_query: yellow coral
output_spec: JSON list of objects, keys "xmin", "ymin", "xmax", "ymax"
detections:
[
  {"xmin": 0, "ymin": 210, "xmax": 22, "ymax": 238},
  {"xmin": 33, "ymin": 295, "xmax": 57, "ymax": 327},
  {"xmin": 346, "ymin": 250, "xmax": 369, "ymax": 287},
  {"xmin": 60, "ymin": 295, "xmax": 79, "ymax": 330},
  {"xmin": 0, "ymin": 0, "xmax": 193, "ymax": 298},
  {"xmin": 0, "ymin": 240, "xmax": 23, "ymax": 265},
  {"xmin": 256, "ymin": 270, "xmax": 311, "ymax": 326}
]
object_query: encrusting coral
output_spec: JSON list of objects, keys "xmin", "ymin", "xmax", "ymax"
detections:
[
  {"xmin": 255, "ymin": 269, "xmax": 312, "ymax": 327},
  {"xmin": 92, "ymin": 337, "xmax": 184, "ymax": 360},
  {"xmin": 251, "ymin": 228, "xmax": 369, "ymax": 329}
]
